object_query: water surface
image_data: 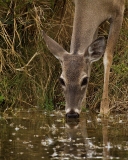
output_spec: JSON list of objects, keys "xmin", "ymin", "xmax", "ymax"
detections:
[{"xmin": 0, "ymin": 109, "xmax": 128, "ymax": 160}]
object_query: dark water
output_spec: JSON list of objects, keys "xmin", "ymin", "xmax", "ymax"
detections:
[{"xmin": 0, "ymin": 109, "xmax": 128, "ymax": 160}]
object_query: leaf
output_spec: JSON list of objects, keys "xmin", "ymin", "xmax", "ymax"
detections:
[{"xmin": 0, "ymin": 95, "xmax": 5, "ymax": 103}]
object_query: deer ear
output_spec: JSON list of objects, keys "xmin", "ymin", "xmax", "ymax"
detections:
[
  {"xmin": 88, "ymin": 37, "xmax": 106, "ymax": 63},
  {"xmin": 42, "ymin": 31, "xmax": 68, "ymax": 60}
]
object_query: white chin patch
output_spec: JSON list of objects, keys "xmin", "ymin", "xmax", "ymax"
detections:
[
  {"xmin": 74, "ymin": 109, "xmax": 80, "ymax": 114},
  {"xmin": 65, "ymin": 108, "xmax": 80, "ymax": 114},
  {"xmin": 65, "ymin": 108, "xmax": 71, "ymax": 114}
]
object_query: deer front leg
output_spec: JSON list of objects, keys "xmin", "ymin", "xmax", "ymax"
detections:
[
  {"xmin": 100, "ymin": 50, "xmax": 113, "ymax": 114},
  {"xmin": 100, "ymin": 14, "xmax": 124, "ymax": 115}
]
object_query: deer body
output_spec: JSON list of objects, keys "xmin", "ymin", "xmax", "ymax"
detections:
[
  {"xmin": 43, "ymin": 0, "xmax": 125, "ymax": 117},
  {"xmin": 70, "ymin": 0, "xmax": 125, "ymax": 54}
]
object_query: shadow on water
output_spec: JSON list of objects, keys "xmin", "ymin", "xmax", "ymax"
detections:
[{"xmin": 0, "ymin": 109, "xmax": 128, "ymax": 160}]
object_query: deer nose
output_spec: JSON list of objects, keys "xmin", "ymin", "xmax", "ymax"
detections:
[{"xmin": 66, "ymin": 110, "xmax": 79, "ymax": 118}]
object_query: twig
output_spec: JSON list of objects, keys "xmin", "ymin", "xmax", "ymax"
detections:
[{"xmin": 16, "ymin": 52, "xmax": 40, "ymax": 71}]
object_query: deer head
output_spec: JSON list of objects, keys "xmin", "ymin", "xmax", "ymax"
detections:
[{"xmin": 43, "ymin": 31, "xmax": 106, "ymax": 118}]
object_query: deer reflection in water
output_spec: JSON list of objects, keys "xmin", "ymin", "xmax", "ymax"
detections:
[{"xmin": 57, "ymin": 115, "xmax": 110, "ymax": 159}]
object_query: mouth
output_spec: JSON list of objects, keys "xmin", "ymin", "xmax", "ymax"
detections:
[{"xmin": 66, "ymin": 109, "xmax": 80, "ymax": 118}]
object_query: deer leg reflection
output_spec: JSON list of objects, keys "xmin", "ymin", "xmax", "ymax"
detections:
[{"xmin": 102, "ymin": 118, "xmax": 110, "ymax": 159}]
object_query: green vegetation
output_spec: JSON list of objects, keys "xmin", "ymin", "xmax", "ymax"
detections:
[{"xmin": 0, "ymin": 0, "xmax": 128, "ymax": 112}]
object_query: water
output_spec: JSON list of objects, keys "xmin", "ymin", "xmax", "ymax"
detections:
[{"xmin": 0, "ymin": 109, "xmax": 128, "ymax": 160}]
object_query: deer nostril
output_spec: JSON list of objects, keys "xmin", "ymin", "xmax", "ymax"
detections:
[{"xmin": 66, "ymin": 111, "xmax": 79, "ymax": 118}]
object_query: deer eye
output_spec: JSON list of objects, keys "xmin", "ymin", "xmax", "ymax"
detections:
[
  {"xmin": 81, "ymin": 77, "xmax": 88, "ymax": 86},
  {"xmin": 59, "ymin": 77, "xmax": 65, "ymax": 86}
]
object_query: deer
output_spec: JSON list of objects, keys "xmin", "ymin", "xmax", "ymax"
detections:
[{"xmin": 43, "ymin": 0, "xmax": 125, "ymax": 118}]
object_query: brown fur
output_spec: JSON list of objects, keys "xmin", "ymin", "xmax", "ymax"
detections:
[{"xmin": 43, "ymin": 0, "xmax": 125, "ymax": 116}]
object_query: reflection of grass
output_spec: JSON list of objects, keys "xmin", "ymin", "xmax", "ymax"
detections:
[
  {"xmin": 0, "ymin": 109, "xmax": 128, "ymax": 160},
  {"xmin": 0, "ymin": 0, "xmax": 127, "ymax": 112}
]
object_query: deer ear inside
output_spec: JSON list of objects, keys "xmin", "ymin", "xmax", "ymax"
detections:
[
  {"xmin": 88, "ymin": 37, "xmax": 106, "ymax": 63},
  {"xmin": 42, "ymin": 31, "xmax": 68, "ymax": 60}
]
